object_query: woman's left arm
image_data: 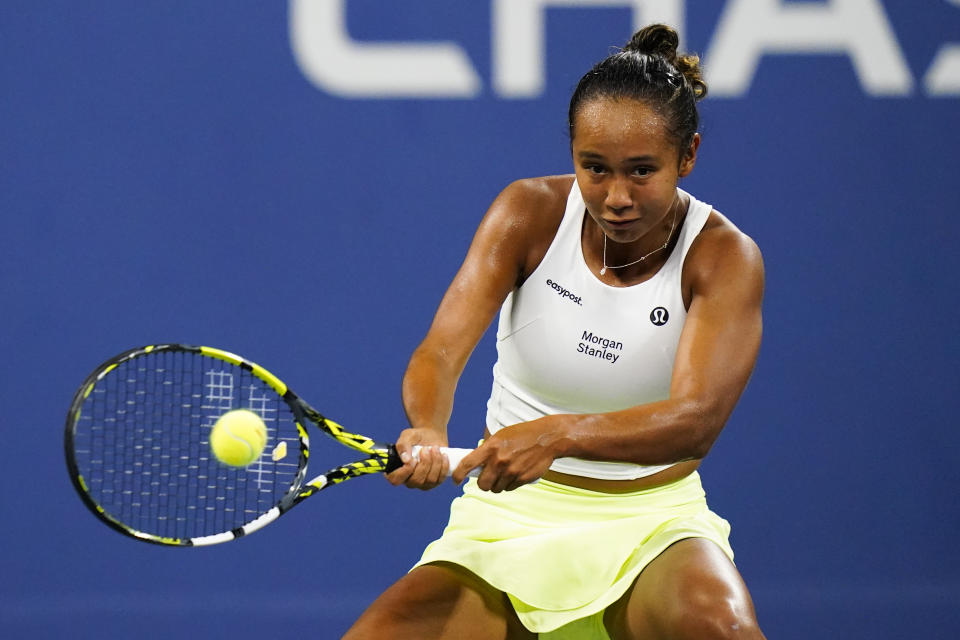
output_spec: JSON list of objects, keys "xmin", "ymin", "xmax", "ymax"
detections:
[{"xmin": 454, "ymin": 217, "xmax": 765, "ymax": 488}]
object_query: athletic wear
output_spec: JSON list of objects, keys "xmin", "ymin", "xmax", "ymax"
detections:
[
  {"xmin": 415, "ymin": 473, "xmax": 733, "ymax": 636},
  {"xmin": 486, "ymin": 180, "xmax": 712, "ymax": 479},
  {"xmin": 417, "ymin": 181, "xmax": 732, "ymax": 638}
]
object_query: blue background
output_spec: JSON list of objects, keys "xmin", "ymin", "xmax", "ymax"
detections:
[{"xmin": 2, "ymin": 1, "xmax": 958, "ymax": 638}]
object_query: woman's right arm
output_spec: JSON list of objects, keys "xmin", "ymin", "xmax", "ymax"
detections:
[{"xmin": 387, "ymin": 177, "xmax": 569, "ymax": 489}]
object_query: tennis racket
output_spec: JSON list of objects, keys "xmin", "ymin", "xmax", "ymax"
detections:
[{"xmin": 64, "ymin": 344, "xmax": 473, "ymax": 546}]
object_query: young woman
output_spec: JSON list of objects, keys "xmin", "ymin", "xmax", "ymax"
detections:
[{"xmin": 345, "ymin": 24, "xmax": 767, "ymax": 640}]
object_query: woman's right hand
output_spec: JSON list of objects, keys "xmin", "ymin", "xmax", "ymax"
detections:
[{"xmin": 386, "ymin": 428, "xmax": 451, "ymax": 490}]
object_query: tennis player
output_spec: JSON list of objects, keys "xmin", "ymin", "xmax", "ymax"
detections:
[{"xmin": 345, "ymin": 24, "xmax": 766, "ymax": 640}]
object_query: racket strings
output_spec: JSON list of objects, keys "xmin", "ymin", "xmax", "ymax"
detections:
[{"xmin": 72, "ymin": 349, "xmax": 304, "ymax": 541}]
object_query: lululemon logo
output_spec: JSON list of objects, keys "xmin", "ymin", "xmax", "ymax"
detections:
[{"xmin": 650, "ymin": 307, "xmax": 669, "ymax": 326}]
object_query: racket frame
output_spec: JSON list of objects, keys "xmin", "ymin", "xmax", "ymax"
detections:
[{"xmin": 64, "ymin": 344, "xmax": 402, "ymax": 546}]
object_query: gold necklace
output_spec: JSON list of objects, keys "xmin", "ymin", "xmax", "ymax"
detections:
[{"xmin": 599, "ymin": 204, "xmax": 678, "ymax": 276}]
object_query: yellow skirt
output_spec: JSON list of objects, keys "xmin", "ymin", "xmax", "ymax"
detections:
[{"xmin": 414, "ymin": 472, "xmax": 733, "ymax": 637}]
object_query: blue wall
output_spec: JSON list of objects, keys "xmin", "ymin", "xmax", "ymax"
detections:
[{"xmin": 3, "ymin": 2, "xmax": 958, "ymax": 638}]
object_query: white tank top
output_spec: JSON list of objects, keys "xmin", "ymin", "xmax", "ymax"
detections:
[{"xmin": 485, "ymin": 179, "xmax": 712, "ymax": 479}]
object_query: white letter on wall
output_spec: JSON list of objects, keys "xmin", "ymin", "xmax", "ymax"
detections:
[
  {"xmin": 492, "ymin": 0, "xmax": 684, "ymax": 98},
  {"xmin": 706, "ymin": 0, "xmax": 913, "ymax": 97},
  {"xmin": 289, "ymin": 0, "xmax": 481, "ymax": 98},
  {"xmin": 925, "ymin": 0, "xmax": 960, "ymax": 96}
]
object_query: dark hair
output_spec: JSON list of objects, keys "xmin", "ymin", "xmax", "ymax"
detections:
[{"xmin": 568, "ymin": 24, "xmax": 707, "ymax": 154}]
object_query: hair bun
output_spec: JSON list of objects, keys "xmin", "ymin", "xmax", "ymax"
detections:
[
  {"xmin": 624, "ymin": 24, "xmax": 707, "ymax": 100},
  {"xmin": 624, "ymin": 24, "xmax": 679, "ymax": 63}
]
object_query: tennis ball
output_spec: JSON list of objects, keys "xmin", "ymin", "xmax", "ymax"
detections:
[{"xmin": 209, "ymin": 409, "xmax": 267, "ymax": 467}]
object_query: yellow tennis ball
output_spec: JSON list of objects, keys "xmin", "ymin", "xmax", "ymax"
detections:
[{"xmin": 209, "ymin": 409, "xmax": 267, "ymax": 467}]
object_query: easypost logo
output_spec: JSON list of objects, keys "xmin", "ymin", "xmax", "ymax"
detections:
[
  {"xmin": 546, "ymin": 279, "xmax": 583, "ymax": 306},
  {"xmin": 290, "ymin": 0, "xmax": 960, "ymax": 99}
]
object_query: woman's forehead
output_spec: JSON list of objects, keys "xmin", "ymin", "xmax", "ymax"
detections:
[{"xmin": 572, "ymin": 98, "xmax": 672, "ymax": 152}]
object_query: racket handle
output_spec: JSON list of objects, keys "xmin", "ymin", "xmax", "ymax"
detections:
[
  {"xmin": 410, "ymin": 445, "xmax": 479, "ymax": 478},
  {"xmin": 383, "ymin": 444, "xmax": 480, "ymax": 478}
]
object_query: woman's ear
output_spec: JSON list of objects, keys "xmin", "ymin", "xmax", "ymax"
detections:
[{"xmin": 678, "ymin": 133, "xmax": 701, "ymax": 178}]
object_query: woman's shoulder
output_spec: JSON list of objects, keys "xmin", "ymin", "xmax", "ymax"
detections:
[
  {"xmin": 486, "ymin": 175, "xmax": 575, "ymax": 241},
  {"xmin": 496, "ymin": 175, "xmax": 574, "ymax": 217},
  {"xmin": 683, "ymin": 207, "xmax": 764, "ymax": 297},
  {"xmin": 695, "ymin": 209, "xmax": 762, "ymax": 263},
  {"xmin": 485, "ymin": 175, "xmax": 576, "ymax": 283}
]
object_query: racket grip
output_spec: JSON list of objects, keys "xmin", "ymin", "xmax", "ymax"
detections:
[
  {"xmin": 383, "ymin": 444, "xmax": 480, "ymax": 478},
  {"xmin": 410, "ymin": 445, "xmax": 480, "ymax": 478}
]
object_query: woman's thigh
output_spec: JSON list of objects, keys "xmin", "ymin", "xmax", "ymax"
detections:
[
  {"xmin": 603, "ymin": 538, "xmax": 765, "ymax": 640},
  {"xmin": 343, "ymin": 562, "xmax": 535, "ymax": 640}
]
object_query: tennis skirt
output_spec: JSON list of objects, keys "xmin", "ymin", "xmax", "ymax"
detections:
[{"xmin": 413, "ymin": 471, "xmax": 733, "ymax": 638}]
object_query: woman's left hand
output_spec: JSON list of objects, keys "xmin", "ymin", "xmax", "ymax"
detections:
[{"xmin": 452, "ymin": 418, "xmax": 565, "ymax": 492}]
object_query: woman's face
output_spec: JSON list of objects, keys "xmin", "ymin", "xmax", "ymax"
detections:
[{"xmin": 571, "ymin": 97, "xmax": 698, "ymax": 245}]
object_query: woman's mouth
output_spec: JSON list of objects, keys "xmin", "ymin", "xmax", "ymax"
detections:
[{"xmin": 602, "ymin": 218, "xmax": 640, "ymax": 229}]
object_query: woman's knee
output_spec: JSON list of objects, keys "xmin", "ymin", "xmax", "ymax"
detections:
[
  {"xmin": 343, "ymin": 563, "xmax": 530, "ymax": 640},
  {"xmin": 606, "ymin": 539, "xmax": 765, "ymax": 640},
  {"xmin": 663, "ymin": 582, "xmax": 763, "ymax": 640}
]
